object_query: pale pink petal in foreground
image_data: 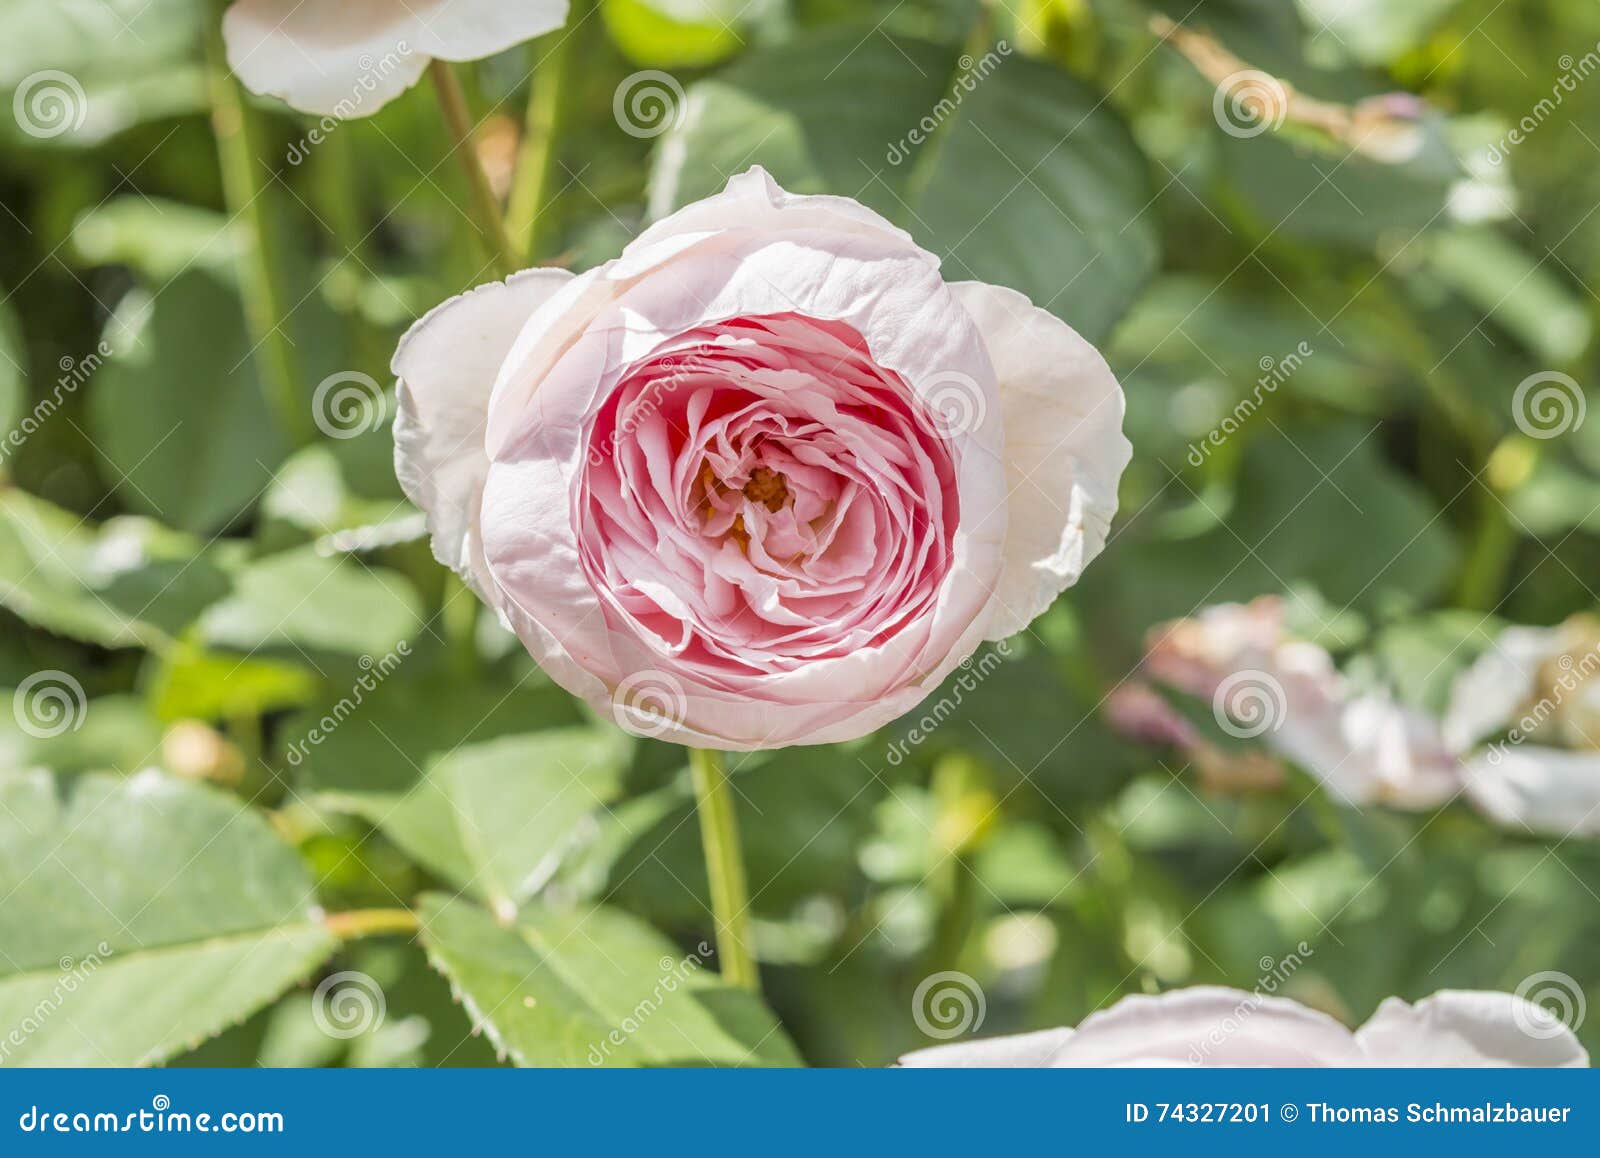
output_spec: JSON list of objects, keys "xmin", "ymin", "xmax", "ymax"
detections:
[{"xmin": 899, "ymin": 986, "xmax": 1588, "ymax": 1067}]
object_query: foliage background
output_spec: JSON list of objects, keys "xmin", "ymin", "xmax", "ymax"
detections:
[{"xmin": 2, "ymin": 0, "xmax": 1599, "ymax": 1066}]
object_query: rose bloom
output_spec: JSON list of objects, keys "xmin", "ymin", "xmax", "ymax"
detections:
[
  {"xmin": 1144, "ymin": 597, "xmax": 1457, "ymax": 808},
  {"xmin": 223, "ymin": 0, "xmax": 569, "ymax": 117},
  {"xmin": 899, "ymin": 986, "xmax": 1588, "ymax": 1067},
  {"xmin": 394, "ymin": 168, "xmax": 1129, "ymax": 749}
]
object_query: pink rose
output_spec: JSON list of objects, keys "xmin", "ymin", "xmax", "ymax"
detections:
[{"xmin": 394, "ymin": 168, "xmax": 1128, "ymax": 749}]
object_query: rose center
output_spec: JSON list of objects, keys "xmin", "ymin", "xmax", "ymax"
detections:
[{"xmin": 742, "ymin": 466, "xmax": 789, "ymax": 513}]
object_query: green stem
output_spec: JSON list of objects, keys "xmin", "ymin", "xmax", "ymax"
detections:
[
  {"xmin": 505, "ymin": 19, "xmax": 578, "ymax": 263},
  {"xmin": 688, "ymin": 747, "xmax": 759, "ymax": 991},
  {"xmin": 428, "ymin": 60, "xmax": 519, "ymax": 280},
  {"xmin": 324, "ymin": 908, "xmax": 420, "ymax": 940},
  {"xmin": 203, "ymin": 2, "xmax": 312, "ymax": 447}
]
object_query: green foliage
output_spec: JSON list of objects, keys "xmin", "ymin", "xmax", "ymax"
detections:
[{"xmin": 1, "ymin": 0, "xmax": 1598, "ymax": 1070}]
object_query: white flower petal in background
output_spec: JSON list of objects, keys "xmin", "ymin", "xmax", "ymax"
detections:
[
  {"xmin": 1144, "ymin": 597, "xmax": 1459, "ymax": 808},
  {"xmin": 1461, "ymin": 746, "xmax": 1600, "ymax": 838},
  {"xmin": 223, "ymin": 0, "xmax": 570, "ymax": 118}
]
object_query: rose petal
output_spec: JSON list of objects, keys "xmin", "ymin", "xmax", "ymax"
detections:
[
  {"xmin": 1461, "ymin": 746, "xmax": 1600, "ymax": 837},
  {"xmin": 393, "ymin": 269, "xmax": 573, "ymax": 596},
  {"xmin": 951, "ymin": 281, "xmax": 1130, "ymax": 640},
  {"xmin": 1046, "ymin": 987, "xmax": 1364, "ymax": 1066},
  {"xmin": 898, "ymin": 1027, "xmax": 1076, "ymax": 1068},
  {"xmin": 223, "ymin": 0, "xmax": 427, "ymax": 118},
  {"xmin": 1443, "ymin": 626, "xmax": 1559, "ymax": 751},
  {"xmin": 1356, "ymin": 991, "xmax": 1589, "ymax": 1066},
  {"xmin": 222, "ymin": 0, "xmax": 567, "ymax": 117}
]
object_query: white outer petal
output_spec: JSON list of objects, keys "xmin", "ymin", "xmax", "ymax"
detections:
[
  {"xmin": 951, "ymin": 282, "xmax": 1130, "ymax": 641},
  {"xmin": 392, "ymin": 269, "xmax": 574, "ymax": 596},
  {"xmin": 406, "ymin": 0, "xmax": 570, "ymax": 62},
  {"xmin": 1048, "ymin": 987, "xmax": 1364, "ymax": 1067},
  {"xmin": 1461, "ymin": 745, "xmax": 1600, "ymax": 837},
  {"xmin": 222, "ymin": 0, "xmax": 568, "ymax": 118},
  {"xmin": 898, "ymin": 1027, "xmax": 1075, "ymax": 1068},
  {"xmin": 1356, "ymin": 991, "xmax": 1589, "ymax": 1066},
  {"xmin": 223, "ymin": 0, "xmax": 428, "ymax": 118},
  {"xmin": 1443, "ymin": 625, "xmax": 1560, "ymax": 751}
]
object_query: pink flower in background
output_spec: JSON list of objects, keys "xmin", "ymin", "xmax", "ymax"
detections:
[
  {"xmin": 394, "ymin": 167, "xmax": 1130, "ymax": 749},
  {"xmin": 1144, "ymin": 597, "xmax": 1458, "ymax": 808},
  {"xmin": 223, "ymin": 0, "xmax": 569, "ymax": 117},
  {"xmin": 899, "ymin": 986, "xmax": 1588, "ymax": 1067}
]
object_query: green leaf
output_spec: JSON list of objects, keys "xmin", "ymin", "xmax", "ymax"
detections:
[
  {"xmin": 356, "ymin": 730, "xmax": 633, "ymax": 919},
  {"xmin": 198, "ymin": 545, "xmax": 422, "ymax": 660},
  {"xmin": 651, "ymin": 31, "xmax": 1158, "ymax": 342},
  {"xmin": 71, "ymin": 197, "xmax": 243, "ymax": 283},
  {"xmin": 0, "ymin": 489, "xmax": 231, "ymax": 648},
  {"xmin": 1092, "ymin": 422, "xmax": 1461, "ymax": 631},
  {"xmin": 418, "ymin": 892, "xmax": 800, "ymax": 1066},
  {"xmin": 0, "ymin": 693, "xmax": 162, "ymax": 776},
  {"xmin": 602, "ymin": 0, "xmax": 746, "ymax": 69},
  {"xmin": 89, "ymin": 271, "xmax": 288, "ymax": 534},
  {"xmin": 144, "ymin": 641, "xmax": 319, "ymax": 724},
  {"xmin": 0, "ymin": 770, "xmax": 337, "ymax": 1065},
  {"xmin": 0, "ymin": 0, "xmax": 206, "ymax": 147}
]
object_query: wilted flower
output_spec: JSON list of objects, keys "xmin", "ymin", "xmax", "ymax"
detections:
[
  {"xmin": 393, "ymin": 167, "xmax": 1129, "ymax": 749},
  {"xmin": 900, "ymin": 986, "xmax": 1588, "ymax": 1067},
  {"xmin": 222, "ymin": 0, "xmax": 570, "ymax": 118}
]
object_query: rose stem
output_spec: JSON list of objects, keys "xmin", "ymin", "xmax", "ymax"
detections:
[
  {"xmin": 506, "ymin": 10, "xmax": 581, "ymax": 263},
  {"xmin": 324, "ymin": 908, "xmax": 421, "ymax": 940},
  {"xmin": 688, "ymin": 747, "xmax": 760, "ymax": 991},
  {"xmin": 203, "ymin": 1, "xmax": 313, "ymax": 447},
  {"xmin": 427, "ymin": 59, "xmax": 519, "ymax": 280}
]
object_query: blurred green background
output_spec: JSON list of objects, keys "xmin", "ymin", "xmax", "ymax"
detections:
[{"xmin": 1, "ymin": 0, "xmax": 1599, "ymax": 1067}]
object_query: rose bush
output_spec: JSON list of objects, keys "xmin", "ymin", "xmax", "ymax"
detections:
[{"xmin": 394, "ymin": 167, "xmax": 1129, "ymax": 749}]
